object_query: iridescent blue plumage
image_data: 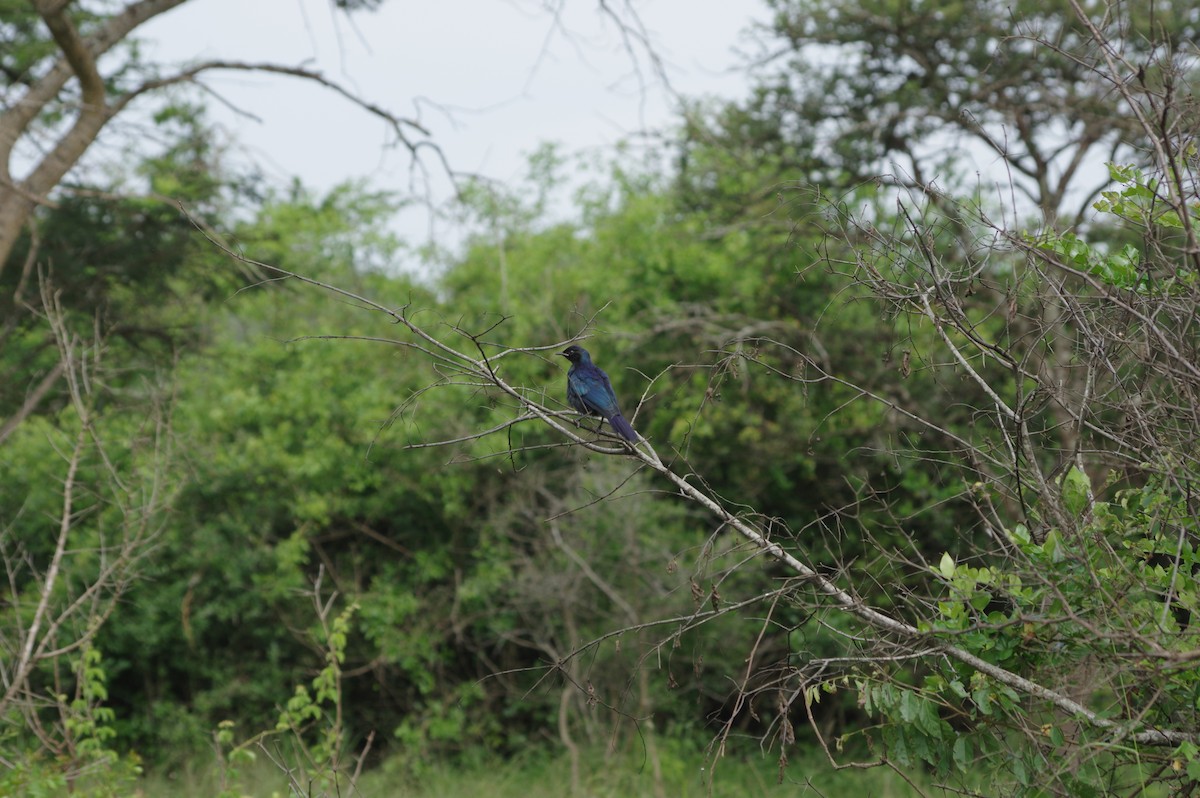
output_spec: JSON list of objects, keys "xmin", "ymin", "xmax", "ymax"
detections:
[{"xmin": 560, "ymin": 345, "xmax": 638, "ymax": 442}]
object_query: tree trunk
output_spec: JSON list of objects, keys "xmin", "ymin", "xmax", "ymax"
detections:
[{"xmin": 0, "ymin": 0, "xmax": 190, "ymax": 270}]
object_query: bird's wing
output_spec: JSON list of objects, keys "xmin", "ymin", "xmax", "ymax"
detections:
[
  {"xmin": 597, "ymin": 370, "xmax": 623, "ymax": 412},
  {"xmin": 569, "ymin": 367, "xmax": 615, "ymax": 418},
  {"xmin": 566, "ymin": 377, "xmax": 588, "ymax": 414}
]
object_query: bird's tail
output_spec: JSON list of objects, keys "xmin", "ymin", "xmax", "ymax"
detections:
[{"xmin": 608, "ymin": 413, "xmax": 639, "ymax": 443}]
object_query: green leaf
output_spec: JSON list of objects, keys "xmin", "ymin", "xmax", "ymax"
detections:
[
  {"xmin": 952, "ymin": 736, "xmax": 972, "ymax": 772},
  {"xmin": 899, "ymin": 689, "xmax": 918, "ymax": 723},
  {"xmin": 915, "ymin": 699, "xmax": 947, "ymax": 739},
  {"xmin": 972, "ymin": 686, "xmax": 992, "ymax": 716},
  {"xmin": 939, "ymin": 551, "xmax": 955, "ymax": 579},
  {"xmin": 1061, "ymin": 466, "xmax": 1091, "ymax": 516},
  {"xmin": 1043, "ymin": 528, "xmax": 1066, "ymax": 563},
  {"xmin": 1013, "ymin": 755, "xmax": 1029, "ymax": 786}
]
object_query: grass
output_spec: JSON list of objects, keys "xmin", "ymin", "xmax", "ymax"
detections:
[{"xmin": 135, "ymin": 743, "xmax": 943, "ymax": 798}]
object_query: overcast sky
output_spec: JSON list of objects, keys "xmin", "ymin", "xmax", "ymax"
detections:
[{"xmin": 138, "ymin": 0, "xmax": 766, "ymax": 247}]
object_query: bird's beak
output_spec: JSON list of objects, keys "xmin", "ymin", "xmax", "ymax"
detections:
[{"xmin": 558, "ymin": 352, "xmax": 570, "ymax": 358}]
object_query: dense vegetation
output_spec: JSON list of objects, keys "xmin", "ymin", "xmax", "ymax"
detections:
[{"xmin": 2, "ymin": 1, "xmax": 1199, "ymax": 796}]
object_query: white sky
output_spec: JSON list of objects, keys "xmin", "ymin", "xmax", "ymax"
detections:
[{"xmin": 138, "ymin": 0, "xmax": 765, "ymax": 249}]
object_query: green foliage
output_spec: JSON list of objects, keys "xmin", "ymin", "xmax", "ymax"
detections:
[
  {"xmin": 0, "ymin": 646, "xmax": 143, "ymax": 798},
  {"xmin": 1027, "ymin": 228, "xmax": 1144, "ymax": 289},
  {"xmin": 89, "ymin": 187, "xmax": 447, "ymax": 765},
  {"xmin": 0, "ymin": 141, "xmax": 1000, "ymax": 785},
  {"xmin": 0, "ymin": 104, "xmax": 237, "ymax": 428},
  {"xmin": 1096, "ymin": 161, "xmax": 1200, "ymax": 231},
  {"xmin": 1026, "ymin": 161, "xmax": 1200, "ymax": 300},
  {"xmin": 840, "ymin": 473, "xmax": 1200, "ymax": 794},
  {"xmin": 209, "ymin": 600, "xmax": 362, "ymax": 798}
]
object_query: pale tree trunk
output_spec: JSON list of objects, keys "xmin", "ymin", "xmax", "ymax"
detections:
[
  {"xmin": 0, "ymin": 200, "xmax": 35, "ymax": 275},
  {"xmin": 0, "ymin": 0, "xmax": 189, "ymax": 270}
]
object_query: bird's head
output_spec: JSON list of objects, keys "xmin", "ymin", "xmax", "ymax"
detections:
[{"xmin": 559, "ymin": 345, "xmax": 590, "ymax": 365}]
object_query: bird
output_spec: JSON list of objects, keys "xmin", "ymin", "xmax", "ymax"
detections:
[{"xmin": 560, "ymin": 344, "xmax": 639, "ymax": 442}]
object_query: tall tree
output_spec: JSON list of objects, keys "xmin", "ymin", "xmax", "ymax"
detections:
[
  {"xmin": 681, "ymin": 0, "xmax": 1197, "ymax": 228},
  {"xmin": 0, "ymin": 0, "xmax": 437, "ymax": 271}
]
